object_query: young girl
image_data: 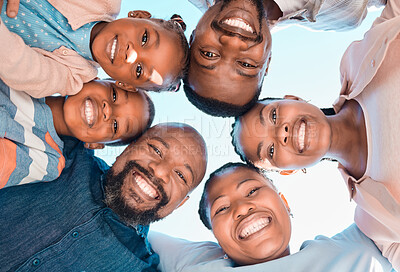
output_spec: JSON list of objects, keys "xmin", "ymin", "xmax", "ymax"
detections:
[
  {"xmin": 0, "ymin": 78, "xmax": 154, "ymax": 188},
  {"xmin": 231, "ymin": 3, "xmax": 400, "ymax": 268},
  {"xmin": 0, "ymin": 0, "xmax": 188, "ymax": 97},
  {"xmin": 148, "ymin": 163, "xmax": 394, "ymax": 271}
]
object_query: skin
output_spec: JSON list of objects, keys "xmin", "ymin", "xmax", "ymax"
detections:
[
  {"xmin": 188, "ymin": 0, "xmax": 272, "ymax": 106},
  {"xmin": 90, "ymin": 12, "xmax": 183, "ymax": 92},
  {"xmin": 46, "ymin": 80, "xmax": 150, "ymax": 148},
  {"xmin": 110, "ymin": 123, "xmax": 207, "ymax": 219},
  {"xmin": 206, "ymin": 166, "xmax": 291, "ymax": 265},
  {"xmin": 236, "ymin": 96, "xmax": 367, "ymax": 178}
]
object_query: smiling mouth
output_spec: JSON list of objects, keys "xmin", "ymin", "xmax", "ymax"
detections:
[
  {"xmin": 239, "ymin": 216, "xmax": 272, "ymax": 239},
  {"xmin": 132, "ymin": 171, "xmax": 160, "ymax": 200},
  {"xmin": 83, "ymin": 98, "xmax": 96, "ymax": 128},
  {"xmin": 110, "ymin": 36, "xmax": 117, "ymax": 64},
  {"xmin": 297, "ymin": 120, "xmax": 306, "ymax": 153},
  {"xmin": 222, "ymin": 18, "xmax": 255, "ymax": 34}
]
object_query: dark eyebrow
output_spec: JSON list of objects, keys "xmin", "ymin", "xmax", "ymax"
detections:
[
  {"xmin": 257, "ymin": 141, "xmax": 263, "ymax": 161},
  {"xmin": 259, "ymin": 105, "xmax": 267, "ymax": 126},
  {"xmin": 155, "ymin": 29, "xmax": 160, "ymax": 49},
  {"xmin": 184, "ymin": 163, "xmax": 195, "ymax": 185},
  {"xmin": 236, "ymin": 69, "xmax": 258, "ymax": 78},
  {"xmin": 151, "ymin": 136, "xmax": 169, "ymax": 148}
]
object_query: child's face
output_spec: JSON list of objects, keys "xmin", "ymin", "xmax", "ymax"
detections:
[
  {"xmin": 91, "ymin": 18, "xmax": 183, "ymax": 92},
  {"xmin": 206, "ymin": 166, "xmax": 291, "ymax": 265},
  {"xmin": 63, "ymin": 80, "xmax": 149, "ymax": 144},
  {"xmin": 236, "ymin": 98, "xmax": 331, "ymax": 170}
]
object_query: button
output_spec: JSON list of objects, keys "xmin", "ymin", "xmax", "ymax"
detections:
[
  {"xmin": 62, "ymin": 49, "xmax": 68, "ymax": 55},
  {"xmin": 72, "ymin": 231, "xmax": 79, "ymax": 238},
  {"xmin": 32, "ymin": 259, "xmax": 40, "ymax": 266},
  {"xmin": 370, "ymin": 59, "xmax": 375, "ymax": 67}
]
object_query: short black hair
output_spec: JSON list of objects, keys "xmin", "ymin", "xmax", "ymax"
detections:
[
  {"xmin": 183, "ymin": 82, "xmax": 262, "ymax": 117},
  {"xmin": 106, "ymin": 92, "xmax": 155, "ymax": 147},
  {"xmin": 198, "ymin": 162, "xmax": 267, "ymax": 230}
]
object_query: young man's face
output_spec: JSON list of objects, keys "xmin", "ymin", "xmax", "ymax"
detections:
[
  {"xmin": 206, "ymin": 166, "xmax": 291, "ymax": 265},
  {"xmin": 236, "ymin": 98, "xmax": 331, "ymax": 170},
  {"xmin": 63, "ymin": 80, "xmax": 150, "ymax": 144},
  {"xmin": 91, "ymin": 18, "xmax": 183, "ymax": 92},
  {"xmin": 188, "ymin": 0, "xmax": 271, "ymax": 106},
  {"xmin": 105, "ymin": 123, "xmax": 207, "ymax": 226}
]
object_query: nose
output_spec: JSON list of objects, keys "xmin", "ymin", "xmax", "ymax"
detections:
[
  {"xmin": 125, "ymin": 42, "xmax": 138, "ymax": 64},
  {"xmin": 219, "ymin": 35, "xmax": 249, "ymax": 51},
  {"xmin": 277, "ymin": 123, "xmax": 289, "ymax": 146},
  {"xmin": 102, "ymin": 100, "xmax": 112, "ymax": 121},
  {"xmin": 233, "ymin": 200, "xmax": 255, "ymax": 220},
  {"xmin": 148, "ymin": 160, "xmax": 170, "ymax": 184}
]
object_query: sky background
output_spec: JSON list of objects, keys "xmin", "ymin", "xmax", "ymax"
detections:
[{"xmin": 96, "ymin": 1, "xmax": 383, "ymax": 253}]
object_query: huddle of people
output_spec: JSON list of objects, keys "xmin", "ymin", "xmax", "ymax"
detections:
[{"xmin": 0, "ymin": 0, "xmax": 398, "ymax": 271}]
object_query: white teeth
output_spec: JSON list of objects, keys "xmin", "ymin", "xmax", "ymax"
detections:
[
  {"xmin": 298, "ymin": 122, "xmax": 305, "ymax": 151},
  {"xmin": 111, "ymin": 37, "xmax": 117, "ymax": 62},
  {"xmin": 239, "ymin": 217, "xmax": 271, "ymax": 239},
  {"xmin": 84, "ymin": 99, "xmax": 94, "ymax": 127},
  {"xmin": 133, "ymin": 172, "xmax": 158, "ymax": 199},
  {"xmin": 223, "ymin": 18, "xmax": 254, "ymax": 33}
]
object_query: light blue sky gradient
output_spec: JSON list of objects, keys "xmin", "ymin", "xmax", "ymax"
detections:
[{"xmin": 96, "ymin": 1, "xmax": 383, "ymax": 253}]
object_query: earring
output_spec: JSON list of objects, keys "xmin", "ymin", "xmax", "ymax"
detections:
[
  {"xmin": 223, "ymin": 254, "xmax": 229, "ymax": 260},
  {"xmin": 301, "ymin": 168, "xmax": 307, "ymax": 174},
  {"xmin": 128, "ymin": 11, "xmax": 134, "ymax": 17}
]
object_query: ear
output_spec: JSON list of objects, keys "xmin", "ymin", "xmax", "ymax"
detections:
[
  {"xmin": 128, "ymin": 10, "xmax": 151, "ymax": 19},
  {"xmin": 84, "ymin": 142, "xmax": 105, "ymax": 150},
  {"xmin": 283, "ymin": 94, "xmax": 304, "ymax": 101},
  {"xmin": 264, "ymin": 53, "xmax": 272, "ymax": 76},
  {"xmin": 176, "ymin": 196, "xmax": 189, "ymax": 209},
  {"xmin": 116, "ymin": 81, "xmax": 138, "ymax": 92}
]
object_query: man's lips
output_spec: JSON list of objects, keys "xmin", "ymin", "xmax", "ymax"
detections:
[
  {"xmin": 129, "ymin": 170, "xmax": 160, "ymax": 202},
  {"xmin": 81, "ymin": 97, "xmax": 97, "ymax": 128},
  {"xmin": 219, "ymin": 9, "xmax": 257, "ymax": 39},
  {"xmin": 236, "ymin": 212, "xmax": 272, "ymax": 240}
]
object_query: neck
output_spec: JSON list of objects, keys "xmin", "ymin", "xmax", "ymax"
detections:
[
  {"xmin": 45, "ymin": 97, "xmax": 73, "ymax": 137},
  {"xmin": 90, "ymin": 21, "xmax": 107, "ymax": 61},
  {"xmin": 325, "ymin": 100, "xmax": 367, "ymax": 179},
  {"xmin": 263, "ymin": 0, "xmax": 283, "ymax": 21}
]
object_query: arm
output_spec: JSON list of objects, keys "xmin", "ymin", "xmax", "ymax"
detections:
[{"xmin": 0, "ymin": 17, "xmax": 97, "ymax": 98}]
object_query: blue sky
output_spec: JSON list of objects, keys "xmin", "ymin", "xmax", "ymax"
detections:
[{"xmin": 96, "ymin": 1, "xmax": 383, "ymax": 252}]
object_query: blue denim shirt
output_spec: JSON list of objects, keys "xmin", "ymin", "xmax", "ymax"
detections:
[{"xmin": 0, "ymin": 137, "xmax": 159, "ymax": 272}]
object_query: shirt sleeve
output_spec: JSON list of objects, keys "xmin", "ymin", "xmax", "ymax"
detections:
[
  {"xmin": 187, "ymin": 0, "xmax": 213, "ymax": 13},
  {"xmin": 0, "ymin": 17, "xmax": 98, "ymax": 98}
]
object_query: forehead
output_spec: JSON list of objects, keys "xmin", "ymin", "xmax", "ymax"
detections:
[{"xmin": 207, "ymin": 167, "xmax": 266, "ymax": 198}]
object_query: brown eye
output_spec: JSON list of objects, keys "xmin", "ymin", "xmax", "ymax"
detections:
[
  {"xmin": 175, "ymin": 170, "xmax": 187, "ymax": 184},
  {"xmin": 141, "ymin": 30, "xmax": 148, "ymax": 46},
  {"xmin": 136, "ymin": 64, "xmax": 142, "ymax": 78},
  {"xmin": 201, "ymin": 50, "xmax": 219, "ymax": 59},
  {"xmin": 270, "ymin": 108, "xmax": 277, "ymax": 124},
  {"xmin": 268, "ymin": 144, "xmax": 274, "ymax": 159},
  {"xmin": 113, "ymin": 120, "xmax": 118, "ymax": 134},
  {"xmin": 238, "ymin": 61, "xmax": 257, "ymax": 68}
]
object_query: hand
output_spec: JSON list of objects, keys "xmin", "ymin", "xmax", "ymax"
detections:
[{"xmin": 1, "ymin": 0, "xmax": 20, "ymax": 18}]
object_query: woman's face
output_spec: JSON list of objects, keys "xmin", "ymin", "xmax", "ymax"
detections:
[
  {"xmin": 235, "ymin": 98, "xmax": 331, "ymax": 170},
  {"xmin": 206, "ymin": 166, "xmax": 291, "ymax": 265}
]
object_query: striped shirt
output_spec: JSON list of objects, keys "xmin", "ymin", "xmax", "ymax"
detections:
[{"xmin": 0, "ymin": 79, "xmax": 65, "ymax": 188}]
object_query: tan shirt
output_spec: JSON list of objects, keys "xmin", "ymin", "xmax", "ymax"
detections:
[
  {"xmin": 334, "ymin": 0, "xmax": 400, "ymax": 269},
  {"xmin": 0, "ymin": 0, "xmax": 120, "ymax": 98}
]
